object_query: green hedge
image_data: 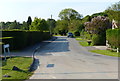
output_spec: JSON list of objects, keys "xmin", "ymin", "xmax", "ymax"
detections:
[
  {"xmin": 106, "ymin": 29, "xmax": 120, "ymax": 48},
  {"xmin": 92, "ymin": 34, "xmax": 106, "ymax": 45},
  {"xmin": 1, "ymin": 31, "xmax": 51, "ymax": 50}
]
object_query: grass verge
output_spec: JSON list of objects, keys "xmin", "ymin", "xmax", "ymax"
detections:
[
  {"xmin": 1, "ymin": 57, "xmax": 33, "ymax": 81},
  {"xmin": 79, "ymin": 41, "xmax": 90, "ymax": 46},
  {"xmin": 76, "ymin": 38, "xmax": 92, "ymax": 46},
  {"xmin": 89, "ymin": 50, "xmax": 120, "ymax": 57}
]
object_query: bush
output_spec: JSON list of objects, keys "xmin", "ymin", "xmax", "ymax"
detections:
[
  {"xmin": 92, "ymin": 34, "xmax": 106, "ymax": 45},
  {"xmin": 106, "ymin": 29, "xmax": 120, "ymax": 49},
  {"xmin": 74, "ymin": 31, "xmax": 80, "ymax": 36},
  {"xmin": 83, "ymin": 32, "xmax": 92, "ymax": 40},
  {"xmin": 1, "ymin": 31, "xmax": 51, "ymax": 51}
]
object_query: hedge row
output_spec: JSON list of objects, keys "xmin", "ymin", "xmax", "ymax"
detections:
[
  {"xmin": 92, "ymin": 33, "xmax": 106, "ymax": 45},
  {"xmin": 106, "ymin": 29, "xmax": 120, "ymax": 48},
  {"xmin": 1, "ymin": 31, "xmax": 51, "ymax": 50}
]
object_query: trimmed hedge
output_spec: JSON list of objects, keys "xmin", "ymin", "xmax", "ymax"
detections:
[
  {"xmin": 1, "ymin": 31, "xmax": 51, "ymax": 50},
  {"xmin": 92, "ymin": 34, "xmax": 106, "ymax": 45},
  {"xmin": 106, "ymin": 29, "xmax": 120, "ymax": 48}
]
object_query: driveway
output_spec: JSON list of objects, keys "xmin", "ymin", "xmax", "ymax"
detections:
[{"xmin": 29, "ymin": 36, "xmax": 118, "ymax": 79}]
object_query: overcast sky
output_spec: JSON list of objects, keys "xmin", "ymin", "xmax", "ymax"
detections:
[{"xmin": 0, "ymin": 0, "xmax": 119, "ymax": 22}]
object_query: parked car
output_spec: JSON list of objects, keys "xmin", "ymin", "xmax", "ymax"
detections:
[{"xmin": 67, "ymin": 32, "xmax": 74, "ymax": 38}]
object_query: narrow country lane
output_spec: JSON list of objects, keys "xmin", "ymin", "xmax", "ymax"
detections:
[{"xmin": 30, "ymin": 36, "xmax": 118, "ymax": 79}]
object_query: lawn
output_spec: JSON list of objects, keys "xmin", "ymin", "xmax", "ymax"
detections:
[
  {"xmin": 76, "ymin": 38, "xmax": 85, "ymax": 41},
  {"xmin": 76, "ymin": 38, "xmax": 92, "ymax": 46},
  {"xmin": 1, "ymin": 57, "xmax": 33, "ymax": 81},
  {"xmin": 89, "ymin": 50, "xmax": 120, "ymax": 57}
]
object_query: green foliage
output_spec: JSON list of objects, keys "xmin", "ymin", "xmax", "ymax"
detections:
[
  {"xmin": 2, "ymin": 31, "xmax": 51, "ymax": 50},
  {"xmin": 54, "ymin": 20, "xmax": 68, "ymax": 35},
  {"xmin": 106, "ymin": 1, "xmax": 120, "ymax": 11},
  {"xmin": 30, "ymin": 17, "xmax": 41, "ymax": 30},
  {"xmin": 21, "ymin": 21, "xmax": 28, "ymax": 30},
  {"xmin": 30, "ymin": 18, "xmax": 48, "ymax": 31},
  {"xmin": 68, "ymin": 19, "xmax": 83, "ymax": 31},
  {"xmin": 82, "ymin": 15, "xmax": 91, "ymax": 23},
  {"xmin": 91, "ymin": 12, "xmax": 108, "ymax": 18},
  {"xmin": 105, "ymin": 10, "xmax": 120, "ymax": 22},
  {"xmin": 47, "ymin": 19, "xmax": 56, "ymax": 34},
  {"xmin": 105, "ymin": 1, "xmax": 120, "ymax": 28},
  {"xmin": 84, "ymin": 16, "xmax": 111, "ymax": 34},
  {"xmin": 89, "ymin": 50, "xmax": 120, "ymax": 57},
  {"xmin": 40, "ymin": 19, "xmax": 49, "ymax": 31},
  {"xmin": 2, "ymin": 57, "xmax": 33, "ymax": 79},
  {"xmin": 74, "ymin": 31, "xmax": 80, "ymax": 36},
  {"xmin": 27, "ymin": 16, "xmax": 32, "ymax": 26},
  {"xmin": 8, "ymin": 20, "xmax": 21, "ymax": 29},
  {"xmin": 106, "ymin": 29, "xmax": 120, "ymax": 48},
  {"xmin": 92, "ymin": 34, "xmax": 106, "ymax": 45},
  {"xmin": 58, "ymin": 8, "xmax": 82, "ymax": 21}
]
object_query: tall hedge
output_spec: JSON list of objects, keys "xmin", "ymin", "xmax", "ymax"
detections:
[
  {"xmin": 92, "ymin": 34, "xmax": 106, "ymax": 45},
  {"xmin": 106, "ymin": 29, "xmax": 120, "ymax": 48},
  {"xmin": 1, "ymin": 31, "xmax": 51, "ymax": 50}
]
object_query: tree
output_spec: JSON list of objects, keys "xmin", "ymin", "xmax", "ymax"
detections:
[
  {"xmin": 84, "ymin": 16, "xmax": 111, "ymax": 34},
  {"xmin": 21, "ymin": 21, "xmax": 28, "ymax": 30},
  {"xmin": 105, "ymin": 1, "xmax": 120, "ymax": 28},
  {"xmin": 58, "ymin": 8, "xmax": 82, "ymax": 21},
  {"xmin": 107, "ymin": 1, "xmax": 120, "ymax": 11},
  {"xmin": 68, "ymin": 19, "xmax": 84, "ymax": 32},
  {"xmin": 47, "ymin": 19, "xmax": 56, "ymax": 34},
  {"xmin": 0, "ymin": 22, "xmax": 5, "ymax": 29},
  {"xmin": 39, "ymin": 19, "xmax": 49, "ymax": 31},
  {"xmin": 57, "ymin": 8, "xmax": 83, "ymax": 33},
  {"xmin": 54, "ymin": 20, "xmax": 68, "ymax": 35},
  {"xmin": 8, "ymin": 20, "xmax": 20, "ymax": 29},
  {"xmin": 91, "ymin": 12, "xmax": 108, "ymax": 18},
  {"xmin": 82, "ymin": 15, "xmax": 91, "ymax": 23},
  {"xmin": 30, "ymin": 17, "xmax": 41, "ymax": 30},
  {"xmin": 30, "ymin": 17, "xmax": 48, "ymax": 31},
  {"xmin": 27, "ymin": 16, "xmax": 32, "ymax": 30}
]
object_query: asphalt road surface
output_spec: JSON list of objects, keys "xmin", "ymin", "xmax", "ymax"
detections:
[{"xmin": 30, "ymin": 36, "xmax": 118, "ymax": 79}]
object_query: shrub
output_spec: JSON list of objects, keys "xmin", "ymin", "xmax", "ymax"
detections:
[
  {"xmin": 106, "ymin": 29, "xmax": 120, "ymax": 49},
  {"xmin": 74, "ymin": 31, "xmax": 80, "ymax": 36},
  {"xmin": 83, "ymin": 32, "xmax": 92, "ymax": 40},
  {"xmin": 92, "ymin": 34, "xmax": 106, "ymax": 45}
]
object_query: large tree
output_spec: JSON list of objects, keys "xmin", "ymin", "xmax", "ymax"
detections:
[
  {"xmin": 54, "ymin": 20, "xmax": 68, "ymax": 35},
  {"xmin": 39, "ymin": 19, "xmax": 48, "ymax": 31},
  {"xmin": 47, "ymin": 19, "xmax": 56, "ymax": 34},
  {"xmin": 30, "ymin": 17, "xmax": 41, "ymax": 30},
  {"xmin": 21, "ymin": 21, "xmax": 28, "ymax": 30},
  {"xmin": 105, "ymin": 1, "xmax": 120, "ymax": 28},
  {"xmin": 30, "ymin": 17, "xmax": 48, "ymax": 31},
  {"xmin": 58, "ymin": 8, "xmax": 82, "ymax": 21},
  {"xmin": 84, "ymin": 16, "xmax": 111, "ymax": 34},
  {"xmin": 107, "ymin": 1, "xmax": 120, "ymax": 11},
  {"xmin": 27, "ymin": 16, "xmax": 32, "ymax": 30}
]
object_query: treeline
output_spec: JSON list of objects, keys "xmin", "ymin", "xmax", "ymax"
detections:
[
  {"xmin": 0, "ymin": 1, "xmax": 119, "ymax": 35},
  {"xmin": 0, "ymin": 16, "xmax": 56, "ymax": 32}
]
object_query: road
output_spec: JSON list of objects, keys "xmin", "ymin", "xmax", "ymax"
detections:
[{"xmin": 30, "ymin": 36, "xmax": 118, "ymax": 79}]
